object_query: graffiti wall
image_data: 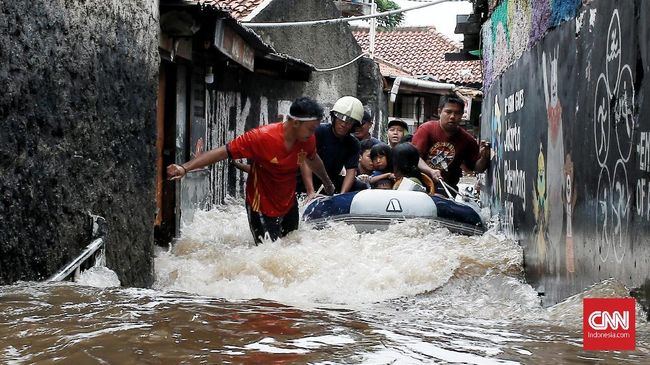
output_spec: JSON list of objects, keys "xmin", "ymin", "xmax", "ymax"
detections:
[
  {"xmin": 482, "ymin": 0, "xmax": 581, "ymax": 91},
  {"xmin": 482, "ymin": 0, "xmax": 650, "ymax": 305},
  {"xmin": 176, "ymin": 64, "xmax": 311, "ymax": 226}
]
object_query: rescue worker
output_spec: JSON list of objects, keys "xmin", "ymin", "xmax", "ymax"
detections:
[{"xmin": 299, "ymin": 96, "xmax": 364, "ymax": 198}]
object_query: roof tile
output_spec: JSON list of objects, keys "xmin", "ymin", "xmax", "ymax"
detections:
[
  {"xmin": 353, "ymin": 27, "xmax": 482, "ymax": 84},
  {"xmin": 199, "ymin": 0, "xmax": 266, "ymax": 20}
]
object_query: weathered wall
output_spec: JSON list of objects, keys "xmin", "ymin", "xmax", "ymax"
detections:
[
  {"xmin": 481, "ymin": 0, "xmax": 650, "ymax": 305},
  {"xmin": 482, "ymin": 0, "xmax": 581, "ymax": 91},
  {"xmin": 357, "ymin": 56, "xmax": 387, "ymax": 138},
  {"xmin": 178, "ymin": 63, "xmax": 308, "ymax": 223},
  {"xmin": 0, "ymin": 1, "xmax": 159, "ymax": 285},
  {"xmin": 176, "ymin": 0, "xmax": 381, "ymax": 223},
  {"xmin": 251, "ymin": 0, "xmax": 363, "ymax": 108}
]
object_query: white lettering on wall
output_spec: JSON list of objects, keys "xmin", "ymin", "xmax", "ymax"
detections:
[
  {"xmin": 636, "ymin": 178, "xmax": 650, "ymax": 221},
  {"xmin": 503, "ymin": 200, "xmax": 516, "ymax": 238},
  {"xmin": 638, "ymin": 132, "xmax": 650, "ymax": 172},
  {"xmin": 504, "ymin": 89, "xmax": 525, "ymax": 116},
  {"xmin": 504, "ymin": 124, "xmax": 521, "ymax": 152},
  {"xmin": 504, "ymin": 159, "xmax": 527, "ymax": 208}
]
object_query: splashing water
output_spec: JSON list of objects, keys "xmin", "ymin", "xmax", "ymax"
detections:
[{"xmin": 1, "ymin": 202, "xmax": 649, "ymax": 363}]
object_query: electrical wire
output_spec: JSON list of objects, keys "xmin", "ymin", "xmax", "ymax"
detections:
[
  {"xmin": 241, "ymin": 0, "xmax": 451, "ymax": 28},
  {"xmin": 313, "ymin": 53, "xmax": 368, "ymax": 72}
]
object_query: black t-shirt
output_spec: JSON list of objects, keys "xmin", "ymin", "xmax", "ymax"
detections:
[{"xmin": 297, "ymin": 124, "xmax": 360, "ymax": 193}]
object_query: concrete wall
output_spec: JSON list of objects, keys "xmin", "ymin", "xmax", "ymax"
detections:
[
  {"xmin": 176, "ymin": 0, "xmax": 380, "ymax": 223},
  {"xmin": 481, "ymin": 0, "xmax": 650, "ymax": 305},
  {"xmin": 0, "ymin": 1, "xmax": 160, "ymax": 286},
  {"xmin": 180, "ymin": 58, "xmax": 321, "ymax": 214},
  {"xmin": 250, "ymin": 0, "xmax": 363, "ymax": 108},
  {"xmin": 357, "ymin": 56, "xmax": 388, "ymax": 138}
]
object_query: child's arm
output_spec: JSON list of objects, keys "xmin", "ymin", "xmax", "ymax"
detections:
[{"xmin": 369, "ymin": 172, "xmax": 394, "ymax": 184}]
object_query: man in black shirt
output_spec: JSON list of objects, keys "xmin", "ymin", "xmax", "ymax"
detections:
[{"xmin": 299, "ymin": 96, "xmax": 363, "ymax": 198}]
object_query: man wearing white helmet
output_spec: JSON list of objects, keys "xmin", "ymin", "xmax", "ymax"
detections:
[{"xmin": 299, "ymin": 96, "xmax": 363, "ymax": 198}]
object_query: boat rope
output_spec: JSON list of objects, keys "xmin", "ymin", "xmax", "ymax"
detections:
[{"xmin": 439, "ymin": 179, "xmax": 476, "ymax": 202}]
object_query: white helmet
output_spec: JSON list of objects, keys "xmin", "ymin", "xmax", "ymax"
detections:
[{"xmin": 330, "ymin": 96, "xmax": 364, "ymax": 125}]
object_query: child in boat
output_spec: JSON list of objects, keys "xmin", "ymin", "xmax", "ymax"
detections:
[
  {"xmin": 369, "ymin": 143, "xmax": 394, "ymax": 189},
  {"xmin": 392, "ymin": 142, "xmax": 427, "ymax": 192}
]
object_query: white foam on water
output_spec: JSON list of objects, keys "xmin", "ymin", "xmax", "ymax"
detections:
[
  {"xmin": 76, "ymin": 266, "xmax": 121, "ymax": 288},
  {"xmin": 154, "ymin": 203, "xmax": 526, "ymax": 310}
]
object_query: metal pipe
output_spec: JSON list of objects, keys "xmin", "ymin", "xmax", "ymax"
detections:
[
  {"xmin": 47, "ymin": 238, "xmax": 105, "ymax": 282},
  {"xmin": 389, "ymin": 77, "xmax": 456, "ymax": 103},
  {"xmin": 369, "ymin": 0, "xmax": 376, "ymax": 59},
  {"xmin": 47, "ymin": 214, "xmax": 107, "ymax": 282}
]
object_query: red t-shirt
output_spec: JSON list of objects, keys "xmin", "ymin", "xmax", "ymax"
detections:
[
  {"xmin": 227, "ymin": 122, "xmax": 316, "ymax": 217},
  {"xmin": 411, "ymin": 120, "xmax": 479, "ymax": 188}
]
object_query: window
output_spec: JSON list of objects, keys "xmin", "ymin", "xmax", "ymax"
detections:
[{"xmin": 394, "ymin": 95, "xmax": 421, "ymax": 120}]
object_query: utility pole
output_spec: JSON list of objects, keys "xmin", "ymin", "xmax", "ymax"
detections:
[{"xmin": 369, "ymin": 0, "xmax": 376, "ymax": 59}]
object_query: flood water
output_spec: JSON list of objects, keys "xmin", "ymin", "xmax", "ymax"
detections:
[{"xmin": 1, "ymin": 203, "xmax": 649, "ymax": 364}]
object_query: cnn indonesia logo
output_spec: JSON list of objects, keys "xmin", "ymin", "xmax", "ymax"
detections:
[{"xmin": 583, "ymin": 298, "xmax": 636, "ymax": 350}]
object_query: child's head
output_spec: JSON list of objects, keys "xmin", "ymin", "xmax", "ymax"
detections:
[
  {"xmin": 370, "ymin": 143, "xmax": 392, "ymax": 172},
  {"xmin": 358, "ymin": 139, "xmax": 375, "ymax": 173},
  {"xmin": 374, "ymin": 178, "xmax": 393, "ymax": 190},
  {"xmin": 392, "ymin": 142, "xmax": 421, "ymax": 179},
  {"xmin": 387, "ymin": 119, "xmax": 408, "ymax": 147}
]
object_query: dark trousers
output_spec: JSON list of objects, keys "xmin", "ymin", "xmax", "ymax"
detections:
[{"xmin": 246, "ymin": 198, "xmax": 299, "ymax": 245}]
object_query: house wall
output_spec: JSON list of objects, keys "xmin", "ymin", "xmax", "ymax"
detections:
[
  {"xmin": 357, "ymin": 56, "xmax": 387, "ymax": 138},
  {"xmin": 0, "ymin": 0, "xmax": 159, "ymax": 285},
  {"xmin": 250, "ymin": 0, "xmax": 363, "ymax": 108},
  {"xmin": 481, "ymin": 0, "xmax": 650, "ymax": 306},
  {"xmin": 175, "ymin": 1, "xmax": 385, "ymax": 225},
  {"xmin": 176, "ymin": 63, "xmax": 309, "ymax": 225}
]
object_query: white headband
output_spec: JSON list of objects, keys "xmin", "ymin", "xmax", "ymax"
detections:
[{"xmin": 288, "ymin": 113, "xmax": 321, "ymax": 121}]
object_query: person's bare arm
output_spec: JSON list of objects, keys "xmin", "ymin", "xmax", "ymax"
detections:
[
  {"xmin": 231, "ymin": 160, "xmax": 251, "ymax": 173},
  {"xmin": 300, "ymin": 161, "xmax": 316, "ymax": 195},
  {"xmin": 340, "ymin": 168, "xmax": 358, "ymax": 193},
  {"xmin": 418, "ymin": 157, "xmax": 442, "ymax": 181},
  {"xmin": 474, "ymin": 141, "xmax": 491, "ymax": 173},
  {"xmin": 305, "ymin": 154, "xmax": 335, "ymax": 195},
  {"xmin": 167, "ymin": 146, "xmax": 228, "ymax": 179},
  {"xmin": 369, "ymin": 172, "xmax": 394, "ymax": 185}
]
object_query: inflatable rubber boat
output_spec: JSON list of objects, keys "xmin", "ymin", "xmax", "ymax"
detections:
[{"xmin": 303, "ymin": 189, "xmax": 486, "ymax": 236}]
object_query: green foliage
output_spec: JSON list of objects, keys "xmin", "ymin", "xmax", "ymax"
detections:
[{"xmin": 375, "ymin": 0, "xmax": 404, "ymax": 30}]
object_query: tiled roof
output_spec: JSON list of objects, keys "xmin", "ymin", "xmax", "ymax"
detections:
[
  {"xmin": 199, "ymin": 0, "xmax": 266, "ymax": 20},
  {"xmin": 353, "ymin": 27, "xmax": 482, "ymax": 85},
  {"xmin": 375, "ymin": 57, "xmax": 413, "ymax": 77}
]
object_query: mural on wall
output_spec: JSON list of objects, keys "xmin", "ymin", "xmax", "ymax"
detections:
[
  {"xmin": 206, "ymin": 90, "xmax": 292, "ymax": 205},
  {"xmin": 592, "ymin": 8, "xmax": 634, "ymax": 264},
  {"xmin": 532, "ymin": 143, "xmax": 549, "ymax": 265},
  {"xmin": 483, "ymin": 0, "xmax": 582, "ymax": 91},
  {"xmin": 638, "ymin": 131, "xmax": 650, "ymax": 221},
  {"xmin": 482, "ymin": 0, "xmax": 650, "ymax": 305},
  {"xmin": 542, "ymin": 46, "xmax": 565, "ymax": 275},
  {"xmin": 490, "ymin": 96, "xmax": 503, "ymax": 214},
  {"xmin": 563, "ymin": 153, "xmax": 576, "ymax": 274}
]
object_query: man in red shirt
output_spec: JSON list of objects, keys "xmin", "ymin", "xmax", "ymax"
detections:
[
  {"xmin": 412, "ymin": 94, "xmax": 490, "ymax": 196},
  {"xmin": 167, "ymin": 97, "xmax": 334, "ymax": 244}
]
